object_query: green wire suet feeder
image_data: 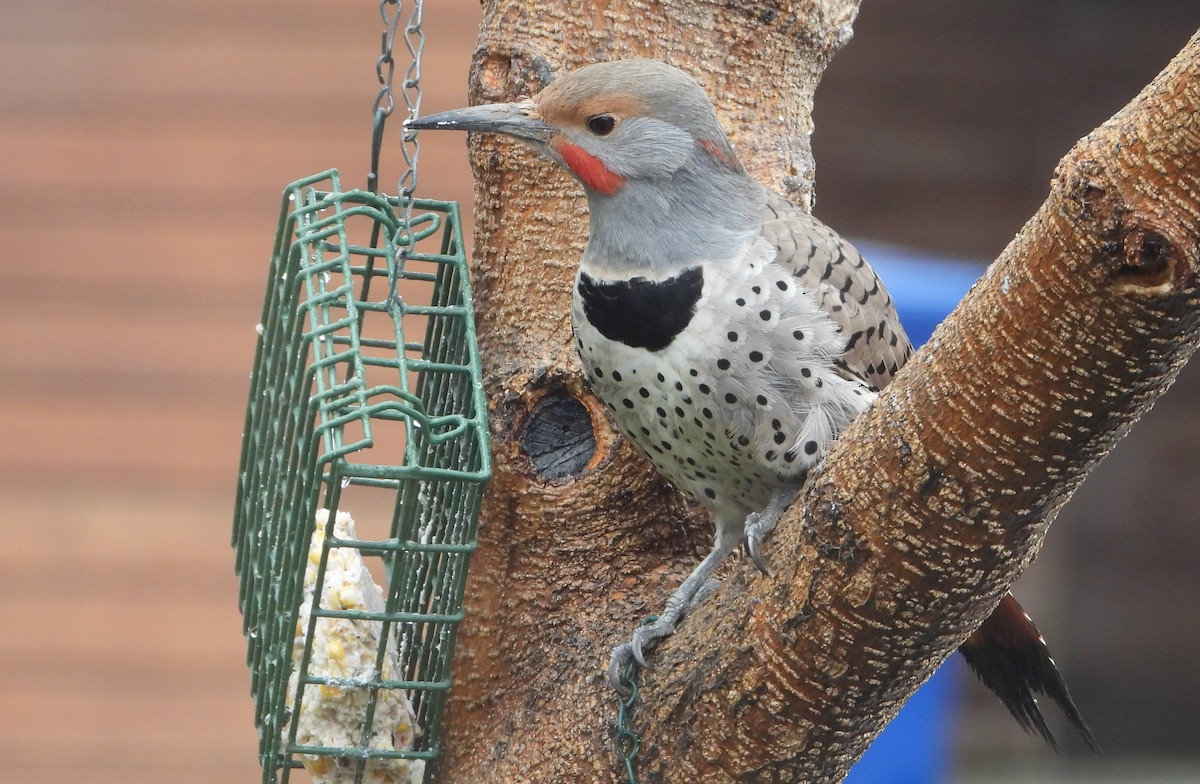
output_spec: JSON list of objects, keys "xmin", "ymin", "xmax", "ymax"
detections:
[{"xmin": 233, "ymin": 168, "xmax": 490, "ymax": 783}]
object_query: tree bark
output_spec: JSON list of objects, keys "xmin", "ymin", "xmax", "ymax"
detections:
[{"xmin": 436, "ymin": 2, "xmax": 1200, "ymax": 781}]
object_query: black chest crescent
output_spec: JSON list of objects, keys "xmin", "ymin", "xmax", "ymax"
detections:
[{"xmin": 577, "ymin": 266, "xmax": 704, "ymax": 351}]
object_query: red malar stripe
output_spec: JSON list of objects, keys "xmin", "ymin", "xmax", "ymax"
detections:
[{"xmin": 552, "ymin": 138, "xmax": 626, "ymax": 195}]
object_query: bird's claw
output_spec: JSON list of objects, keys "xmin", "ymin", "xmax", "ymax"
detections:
[
  {"xmin": 607, "ymin": 615, "xmax": 677, "ymax": 693},
  {"xmin": 745, "ymin": 513, "xmax": 773, "ymax": 576},
  {"xmin": 607, "ymin": 642, "xmax": 639, "ymax": 694},
  {"xmin": 630, "ymin": 629, "xmax": 652, "ymax": 668}
]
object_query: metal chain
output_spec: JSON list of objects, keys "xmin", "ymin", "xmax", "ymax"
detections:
[
  {"xmin": 368, "ymin": 0, "xmax": 404, "ymax": 196},
  {"xmin": 391, "ymin": 0, "xmax": 424, "ymax": 303},
  {"xmin": 396, "ymin": 0, "xmax": 425, "ymax": 203},
  {"xmin": 612, "ymin": 660, "xmax": 644, "ymax": 784},
  {"xmin": 612, "ymin": 614, "xmax": 661, "ymax": 784},
  {"xmin": 364, "ymin": 0, "xmax": 424, "ymax": 306}
]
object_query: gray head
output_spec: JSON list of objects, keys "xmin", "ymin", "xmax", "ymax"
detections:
[
  {"xmin": 410, "ymin": 60, "xmax": 744, "ymax": 194},
  {"xmin": 410, "ymin": 60, "xmax": 762, "ymax": 269}
]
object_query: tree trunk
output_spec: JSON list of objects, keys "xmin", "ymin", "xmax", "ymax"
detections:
[{"xmin": 436, "ymin": 1, "xmax": 1200, "ymax": 780}]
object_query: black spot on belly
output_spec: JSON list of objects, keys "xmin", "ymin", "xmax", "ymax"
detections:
[{"xmin": 577, "ymin": 267, "xmax": 703, "ymax": 351}]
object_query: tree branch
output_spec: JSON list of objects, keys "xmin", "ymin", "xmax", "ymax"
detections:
[{"xmin": 637, "ymin": 27, "xmax": 1200, "ymax": 783}]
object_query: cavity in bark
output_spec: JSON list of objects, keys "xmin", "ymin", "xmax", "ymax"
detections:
[{"xmin": 520, "ymin": 392, "xmax": 596, "ymax": 480}]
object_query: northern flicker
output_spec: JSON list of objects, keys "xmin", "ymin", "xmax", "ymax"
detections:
[{"xmin": 410, "ymin": 59, "xmax": 1096, "ymax": 750}]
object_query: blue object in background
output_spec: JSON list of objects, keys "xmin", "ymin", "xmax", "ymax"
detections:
[
  {"xmin": 864, "ymin": 244, "xmax": 986, "ymax": 347},
  {"xmin": 845, "ymin": 664, "xmax": 959, "ymax": 784},
  {"xmin": 842, "ymin": 246, "xmax": 986, "ymax": 784}
]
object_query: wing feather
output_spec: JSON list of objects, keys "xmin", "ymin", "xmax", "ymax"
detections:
[{"xmin": 759, "ymin": 190, "xmax": 913, "ymax": 390}]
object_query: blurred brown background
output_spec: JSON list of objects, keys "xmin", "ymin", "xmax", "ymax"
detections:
[{"xmin": 3, "ymin": 1, "xmax": 1198, "ymax": 782}]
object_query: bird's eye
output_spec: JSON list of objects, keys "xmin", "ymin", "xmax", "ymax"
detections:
[{"xmin": 586, "ymin": 114, "xmax": 616, "ymax": 136}]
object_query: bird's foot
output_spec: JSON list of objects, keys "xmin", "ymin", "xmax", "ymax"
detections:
[
  {"xmin": 607, "ymin": 611, "xmax": 683, "ymax": 693},
  {"xmin": 605, "ymin": 536, "xmax": 742, "ymax": 695}
]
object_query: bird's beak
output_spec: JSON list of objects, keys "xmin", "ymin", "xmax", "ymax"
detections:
[{"xmin": 406, "ymin": 100, "xmax": 553, "ymax": 143}]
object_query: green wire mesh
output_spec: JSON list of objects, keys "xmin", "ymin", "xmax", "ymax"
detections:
[{"xmin": 233, "ymin": 169, "xmax": 490, "ymax": 783}]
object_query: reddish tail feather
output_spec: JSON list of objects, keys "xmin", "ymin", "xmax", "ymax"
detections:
[{"xmin": 957, "ymin": 593, "xmax": 1099, "ymax": 752}]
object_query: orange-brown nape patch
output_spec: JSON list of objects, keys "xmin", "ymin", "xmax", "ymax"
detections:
[{"xmin": 549, "ymin": 135, "xmax": 626, "ymax": 195}]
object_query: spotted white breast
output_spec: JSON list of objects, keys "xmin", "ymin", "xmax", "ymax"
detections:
[{"xmin": 573, "ymin": 234, "xmax": 880, "ymax": 528}]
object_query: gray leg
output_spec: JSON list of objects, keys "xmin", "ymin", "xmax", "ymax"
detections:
[
  {"xmin": 607, "ymin": 534, "xmax": 740, "ymax": 691},
  {"xmin": 606, "ymin": 488, "xmax": 800, "ymax": 692}
]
